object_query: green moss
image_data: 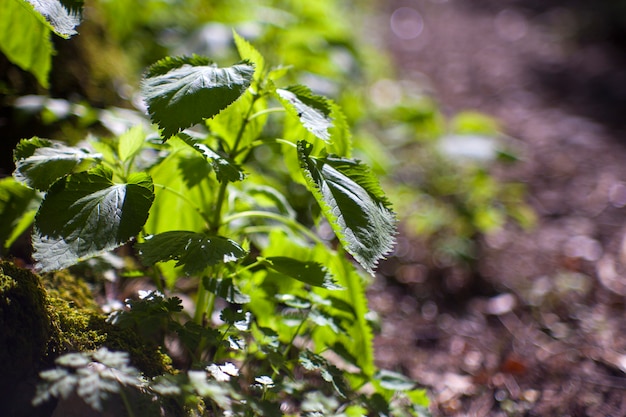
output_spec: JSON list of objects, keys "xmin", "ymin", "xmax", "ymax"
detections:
[
  {"xmin": 0, "ymin": 260, "xmax": 172, "ymax": 384},
  {"xmin": 0, "ymin": 261, "xmax": 52, "ymax": 382}
]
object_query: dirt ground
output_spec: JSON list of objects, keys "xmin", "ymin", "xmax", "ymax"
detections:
[{"xmin": 370, "ymin": 1, "xmax": 626, "ymax": 416}]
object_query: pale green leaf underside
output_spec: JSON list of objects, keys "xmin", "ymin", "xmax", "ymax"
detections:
[
  {"xmin": 26, "ymin": 0, "xmax": 81, "ymax": 38},
  {"xmin": 297, "ymin": 141, "xmax": 396, "ymax": 274},
  {"xmin": 137, "ymin": 231, "xmax": 247, "ymax": 275},
  {"xmin": 276, "ymin": 85, "xmax": 333, "ymax": 142},
  {"xmin": 33, "ymin": 169, "xmax": 154, "ymax": 271},
  {"xmin": 14, "ymin": 137, "xmax": 101, "ymax": 191},
  {"xmin": 141, "ymin": 57, "xmax": 254, "ymax": 139}
]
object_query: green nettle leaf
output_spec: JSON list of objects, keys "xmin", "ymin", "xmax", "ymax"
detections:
[
  {"xmin": 26, "ymin": 0, "xmax": 81, "ymax": 38},
  {"xmin": 276, "ymin": 85, "xmax": 333, "ymax": 142},
  {"xmin": 233, "ymin": 30, "xmax": 265, "ymax": 81},
  {"xmin": 0, "ymin": 0, "xmax": 80, "ymax": 87},
  {"xmin": 141, "ymin": 56, "xmax": 255, "ymax": 139},
  {"xmin": 0, "ymin": 177, "xmax": 38, "ymax": 251},
  {"xmin": 13, "ymin": 137, "xmax": 101, "ymax": 191},
  {"xmin": 263, "ymin": 256, "xmax": 342, "ymax": 290},
  {"xmin": 0, "ymin": 0, "xmax": 52, "ymax": 87},
  {"xmin": 299, "ymin": 350, "xmax": 350, "ymax": 398},
  {"xmin": 117, "ymin": 125, "xmax": 145, "ymax": 163},
  {"xmin": 137, "ymin": 231, "xmax": 247, "ymax": 275},
  {"xmin": 202, "ymin": 277, "xmax": 250, "ymax": 304},
  {"xmin": 179, "ymin": 134, "xmax": 245, "ymax": 182},
  {"xmin": 33, "ymin": 168, "xmax": 154, "ymax": 271},
  {"xmin": 297, "ymin": 141, "xmax": 396, "ymax": 274}
]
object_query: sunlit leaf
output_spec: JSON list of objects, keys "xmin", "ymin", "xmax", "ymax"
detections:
[
  {"xmin": 233, "ymin": 30, "xmax": 265, "ymax": 81},
  {"xmin": 0, "ymin": 0, "xmax": 81, "ymax": 87},
  {"xmin": 117, "ymin": 125, "xmax": 145, "ymax": 163},
  {"xmin": 137, "ymin": 231, "xmax": 246, "ymax": 275},
  {"xmin": 263, "ymin": 256, "xmax": 341, "ymax": 290},
  {"xmin": 0, "ymin": 177, "xmax": 38, "ymax": 251},
  {"xmin": 25, "ymin": 0, "xmax": 81, "ymax": 38},
  {"xmin": 14, "ymin": 137, "xmax": 101, "ymax": 191},
  {"xmin": 276, "ymin": 85, "xmax": 333, "ymax": 142},
  {"xmin": 203, "ymin": 277, "xmax": 250, "ymax": 304},
  {"xmin": 206, "ymin": 90, "xmax": 266, "ymax": 152},
  {"xmin": 179, "ymin": 133, "xmax": 245, "ymax": 182},
  {"xmin": 33, "ymin": 167, "xmax": 154, "ymax": 271},
  {"xmin": 141, "ymin": 56, "xmax": 254, "ymax": 139},
  {"xmin": 0, "ymin": 0, "xmax": 52, "ymax": 87},
  {"xmin": 297, "ymin": 141, "xmax": 396, "ymax": 274}
]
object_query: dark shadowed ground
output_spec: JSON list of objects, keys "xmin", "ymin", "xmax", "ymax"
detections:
[{"xmin": 370, "ymin": 1, "xmax": 626, "ymax": 415}]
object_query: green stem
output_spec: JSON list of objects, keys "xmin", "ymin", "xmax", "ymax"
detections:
[
  {"xmin": 223, "ymin": 210, "xmax": 324, "ymax": 245},
  {"xmin": 270, "ymin": 310, "xmax": 310, "ymax": 381},
  {"xmin": 232, "ymin": 137, "xmax": 297, "ymax": 159},
  {"xmin": 224, "ymin": 259, "xmax": 262, "ymax": 279},
  {"xmin": 210, "ymin": 182, "xmax": 228, "ymax": 234},
  {"xmin": 118, "ymin": 387, "xmax": 136, "ymax": 417},
  {"xmin": 210, "ymin": 92, "xmax": 259, "ymax": 234},
  {"xmin": 247, "ymin": 106, "xmax": 285, "ymax": 121}
]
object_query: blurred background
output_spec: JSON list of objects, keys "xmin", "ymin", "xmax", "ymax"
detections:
[{"xmin": 2, "ymin": 0, "xmax": 626, "ymax": 415}]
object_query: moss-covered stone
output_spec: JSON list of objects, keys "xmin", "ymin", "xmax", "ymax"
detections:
[
  {"xmin": 0, "ymin": 261, "xmax": 54, "ymax": 417},
  {"xmin": 0, "ymin": 260, "xmax": 174, "ymax": 416}
]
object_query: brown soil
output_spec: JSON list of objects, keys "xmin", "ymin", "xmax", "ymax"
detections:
[{"xmin": 371, "ymin": 1, "xmax": 626, "ymax": 416}]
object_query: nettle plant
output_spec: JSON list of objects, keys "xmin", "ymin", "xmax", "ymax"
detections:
[{"xmin": 12, "ymin": 35, "xmax": 429, "ymax": 415}]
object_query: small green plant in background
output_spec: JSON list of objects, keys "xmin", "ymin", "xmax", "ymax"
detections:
[
  {"xmin": 360, "ymin": 87, "xmax": 536, "ymax": 270},
  {"xmin": 4, "ymin": 24, "xmax": 430, "ymax": 415}
]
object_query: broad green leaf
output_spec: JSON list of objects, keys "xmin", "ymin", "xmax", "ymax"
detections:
[
  {"xmin": 141, "ymin": 56, "xmax": 254, "ymax": 139},
  {"xmin": 276, "ymin": 85, "xmax": 333, "ymax": 142},
  {"xmin": 137, "ymin": 231, "xmax": 246, "ymax": 275},
  {"xmin": 257, "ymin": 230, "xmax": 375, "ymax": 377},
  {"xmin": 0, "ymin": 0, "xmax": 53, "ymax": 87},
  {"xmin": 0, "ymin": 177, "xmax": 38, "ymax": 252},
  {"xmin": 0, "ymin": 0, "xmax": 81, "ymax": 87},
  {"xmin": 178, "ymin": 134, "xmax": 245, "ymax": 183},
  {"xmin": 33, "ymin": 167, "xmax": 154, "ymax": 271},
  {"xmin": 297, "ymin": 141, "xmax": 396, "ymax": 274},
  {"xmin": 146, "ymin": 141, "xmax": 210, "ymax": 236},
  {"xmin": 14, "ymin": 137, "xmax": 101, "ymax": 191},
  {"xmin": 243, "ymin": 184, "xmax": 296, "ymax": 219},
  {"xmin": 202, "ymin": 277, "xmax": 250, "ymax": 304},
  {"xmin": 263, "ymin": 256, "xmax": 341, "ymax": 290},
  {"xmin": 117, "ymin": 125, "xmax": 145, "ymax": 163},
  {"xmin": 282, "ymin": 98, "xmax": 351, "ymax": 156},
  {"xmin": 206, "ymin": 91, "xmax": 266, "ymax": 152},
  {"xmin": 233, "ymin": 31, "xmax": 265, "ymax": 81}
]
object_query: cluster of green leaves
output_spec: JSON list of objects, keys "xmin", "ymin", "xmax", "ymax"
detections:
[
  {"xmin": 362, "ymin": 93, "xmax": 536, "ymax": 266},
  {"xmin": 3, "ymin": 30, "xmax": 428, "ymax": 415}
]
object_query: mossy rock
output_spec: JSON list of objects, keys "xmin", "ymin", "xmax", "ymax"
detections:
[{"xmin": 0, "ymin": 260, "xmax": 173, "ymax": 416}]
